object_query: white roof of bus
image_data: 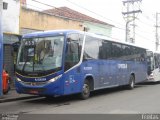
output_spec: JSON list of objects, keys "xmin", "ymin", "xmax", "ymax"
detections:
[
  {"xmin": 23, "ymin": 29, "xmax": 147, "ymax": 50},
  {"xmin": 84, "ymin": 31, "xmax": 147, "ymax": 50}
]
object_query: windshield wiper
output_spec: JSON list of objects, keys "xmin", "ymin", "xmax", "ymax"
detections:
[
  {"xmin": 33, "ymin": 46, "xmax": 36, "ymax": 72},
  {"xmin": 22, "ymin": 54, "xmax": 29, "ymax": 73}
]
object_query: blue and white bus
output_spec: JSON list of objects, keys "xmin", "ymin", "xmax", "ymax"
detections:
[
  {"xmin": 15, "ymin": 30, "xmax": 148, "ymax": 99},
  {"xmin": 147, "ymin": 50, "xmax": 160, "ymax": 82}
]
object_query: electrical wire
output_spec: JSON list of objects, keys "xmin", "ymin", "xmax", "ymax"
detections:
[
  {"xmin": 23, "ymin": 3, "xmax": 46, "ymax": 11},
  {"xmin": 65, "ymin": 0, "xmax": 126, "ymax": 28},
  {"xmin": 25, "ymin": 0, "xmax": 156, "ymax": 44},
  {"xmin": 141, "ymin": 13, "xmax": 155, "ymax": 23},
  {"xmin": 137, "ymin": 19, "xmax": 154, "ymax": 28},
  {"xmin": 135, "ymin": 32, "xmax": 155, "ymax": 42},
  {"xmin": 136, "ymin": 27, "xmax": 154, "ymax": 35},
  {"xmin": 31, "ymin": 0, "xmax": 127, "ymax": 31},
  {"xmin": 64, "ymin": 0, "xmax": 155, "ymax": 38}
]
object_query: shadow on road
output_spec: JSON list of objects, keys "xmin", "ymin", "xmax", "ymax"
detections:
[
  {"xmin": 137, "ymin": 81, "xmax": 160, "ymax": 85},
  {"xmin": 23, "ymin": 81, "xmax": 160, "ymax": 105}
]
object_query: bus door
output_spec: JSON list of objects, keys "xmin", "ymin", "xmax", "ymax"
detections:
[{"xmin": 64, "ymin": 33, "xmax": 82, "ymax": 94}]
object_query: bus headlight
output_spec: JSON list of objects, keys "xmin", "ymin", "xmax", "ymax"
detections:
[
  {"xmin": 47, "ymin": 74, "xmax": 62, "ymax": 83},
  {"xmin": 16, "ymin": 77, "xmax": 22, "ymax": 82}
]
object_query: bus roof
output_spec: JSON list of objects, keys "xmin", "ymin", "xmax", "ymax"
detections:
[
  {"xmin": 22, "ymin": 29, "xmax": 147, "ymax": 50},
  {"xmin": 22, "ymin": 29, "xmax": 81, "ymax": 38},
  {"xmin": 85, "ymin": 31, "xmax": 147, "ymax": 50}
]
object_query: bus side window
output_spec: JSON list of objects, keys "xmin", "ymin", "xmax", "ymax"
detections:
[{"xmin": 65, "ymin": 34, "xmax": 81, "ymax": 71}]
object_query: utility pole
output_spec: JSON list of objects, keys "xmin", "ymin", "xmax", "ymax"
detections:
[
  {"xmin": 155, "ymin": 13, "xmax": 160, "ymax": 51},
  {"xmin": 0, "ymin": 0, "xmax": 3, "ymax": 96},
  {"xmin": 122, "ymin": 0, "xmax": 142, "ymax": 43}
]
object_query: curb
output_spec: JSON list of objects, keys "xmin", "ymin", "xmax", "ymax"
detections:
[{"xmin": 0, "ymin": 96, "xmax": 39, "ymax": 103}]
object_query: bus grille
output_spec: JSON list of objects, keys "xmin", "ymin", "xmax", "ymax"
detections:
[{"xmin": 21, "ymin": 81, "xmax": 47, "ymax": 86}]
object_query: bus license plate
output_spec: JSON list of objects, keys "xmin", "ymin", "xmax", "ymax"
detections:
[{"xmin": 29, "ymin": 90, "xmax": 38, "ymax": 94}]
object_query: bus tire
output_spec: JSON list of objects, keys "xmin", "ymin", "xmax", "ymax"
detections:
[
  {"xmin": 128, "ymin": 75, "xmax": 135, "ymax": 89},
  {"xmin": 79, "ymin": 80, "xmax": 90, "ymax": 100}
]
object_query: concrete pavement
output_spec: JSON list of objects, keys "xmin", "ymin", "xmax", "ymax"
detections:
[{"xmin": 0, "ymin": 89, "xmax": 39, "ymax": 103}]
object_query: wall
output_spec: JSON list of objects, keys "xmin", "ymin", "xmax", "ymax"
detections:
[
  {"xmin": 3, "ymin": 44, "xmax": 14, "ymax": 86},
  {"xmin": 20, "ymin": 7, "xmax": 84, "ymax": 34},
  {"xmin": 2, "ymin": 0, "xmax": 20, "ymax": 87},
  {"xmin": 3, "ymin": 0, "xmax": 20, "ymax": 34},
  {"xmin": 84, "ymin": 22, "xmax": 112, "ymax": 36},
  {"xmin": 20, "ymin": 7, "xmax": 113, "ymax": 37}
]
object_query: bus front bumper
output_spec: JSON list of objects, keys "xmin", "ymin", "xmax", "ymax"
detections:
[{"xmin": 15, "ymin": 80, "xmax": 63, "ymax": 96}]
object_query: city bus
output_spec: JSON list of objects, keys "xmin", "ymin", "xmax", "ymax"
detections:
[
  {"xmin": 15, "ymin": 30, "xmax": 148, "ymax": 99},
  {"xmin": 147, "ymin": 50, "xmax": 160, "ymax": 82}
]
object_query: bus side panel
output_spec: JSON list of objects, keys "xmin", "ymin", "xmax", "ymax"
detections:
[
  {"xmin": 102, "ymin": 60, "xmax": 120, "ymax": 87},
  {"xmin": 62, "ymin": 60, "xmax": 147, "ymax": 95},
  {"xmin": 82, "ymin": 60, "xmax": 101, "ymax": 89},
  {"xmin": 63, "ymin": 60, "xmax": 100, "ymax": 95},
  {"xmin": 80, "ymin": 60, "xmax": 130, "ymax": 90},
  {"xmin": 63, "ymin": 68, "xmax": 83, "ymax": 95},
  {"xmin": 82, "ymin": 60, "xmax": 128, "ymax": 90},
  {"xmin": 117, "ymin": 61, "xmax": 130, "ymax": 86},
  {"xmin": 134, "ymin": 62, "xmax": 148, "ymax": 83}
]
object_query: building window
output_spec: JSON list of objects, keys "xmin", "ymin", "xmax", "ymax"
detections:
[{"xmin": 3, "ymin": 2, "xmax": 8, "ymax": 10}]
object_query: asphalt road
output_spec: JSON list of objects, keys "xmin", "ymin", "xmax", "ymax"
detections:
[{"xmin": 0, "ymin": 82, "xmax": 160, "ymax": 114}]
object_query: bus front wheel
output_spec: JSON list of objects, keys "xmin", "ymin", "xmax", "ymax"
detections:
[
  {"xmin": 79, "ymin": 80, "xmax": 90, "ymax": 100},
  {"xmin": 128, "ymin": 75, "xmax": 135, "ymax": 89}
]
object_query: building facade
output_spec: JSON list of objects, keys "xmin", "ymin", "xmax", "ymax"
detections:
[
  {"xmin": 20, "ymin": 2, "xmax": 113, "ymax": 36},
  {"xmin": 2, "ymin": 0, "xmax": 21, "ymax": 86},
  {"xmin": 3, "ymin": 0, "xmax": 20, "ymax": 34},
  {"xmin": 20, "ymin": 7, "xmax": 83, "ymax": 34}
]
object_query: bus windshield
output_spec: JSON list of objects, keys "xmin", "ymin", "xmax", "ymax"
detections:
[{"xmin": 16, "ymin": 36, "xmax": 64, "ymax": 73}]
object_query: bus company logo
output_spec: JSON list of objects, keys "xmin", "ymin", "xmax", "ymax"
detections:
[
  {"xmin": 118, "ymin": 64, "xmax": 127, "ymax": 69},
  {"xmin": 84, "ymin": 67, "xmax": 92, "ymax": 70},
  {"xmin": 65, "ymin": 76, "xmax": 76, "ymax": 86},
  {"xmin": 69, "ymin": 75, "xmax": 75, "ymax": 83},
  {"xmin": 35, "ymin": 78, "xmax": 46, "ymax": 82}
]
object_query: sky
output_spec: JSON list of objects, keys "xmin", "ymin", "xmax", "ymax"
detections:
[{"xmin": 27, "ymin": 0, "xmax": 160, "ymax": 51}]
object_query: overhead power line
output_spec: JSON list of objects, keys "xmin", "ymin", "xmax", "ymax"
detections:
[
  {"xmin": 30, "ymin": 0, "xmax": 112, "ymax": 28},
  {"xmin": 64, "ymin": 0, "xmax": 126, "ymax": 28},
  {"xmin": 24, "ymin": 3, "xmax": 46, "ymax": 11},
  {"xmin": 136, "ymin": 27, "xmax": 154, "ymax": 35},
  {"xmin": 135, "ymin": 32, "xmax": 155, "ymax": 43},
  {"xmin": 122, "ymin": 0, "xmax": 142, "ymax": 43},
  {"xmin": 137, "ymin": 19, "xmax": 154, "ymax": 28},
  {"xmin": 26, "ymin": 0, "xmax": 155, "ymax": 43},
  {"xmin": 141, "ymin": 13, "xmax": 155, "ymax": 23},
  {"xmin": 64, "ymin": 0, "xmax": 154, "ymax": 40},
  {"xmin": 31, "ymin": 0, "xmax": 126, "ymax": 31}
]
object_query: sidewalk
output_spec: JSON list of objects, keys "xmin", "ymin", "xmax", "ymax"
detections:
[{"xmin": 0, "ymin": 89, "xmax": 39, "ymax": 103}]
